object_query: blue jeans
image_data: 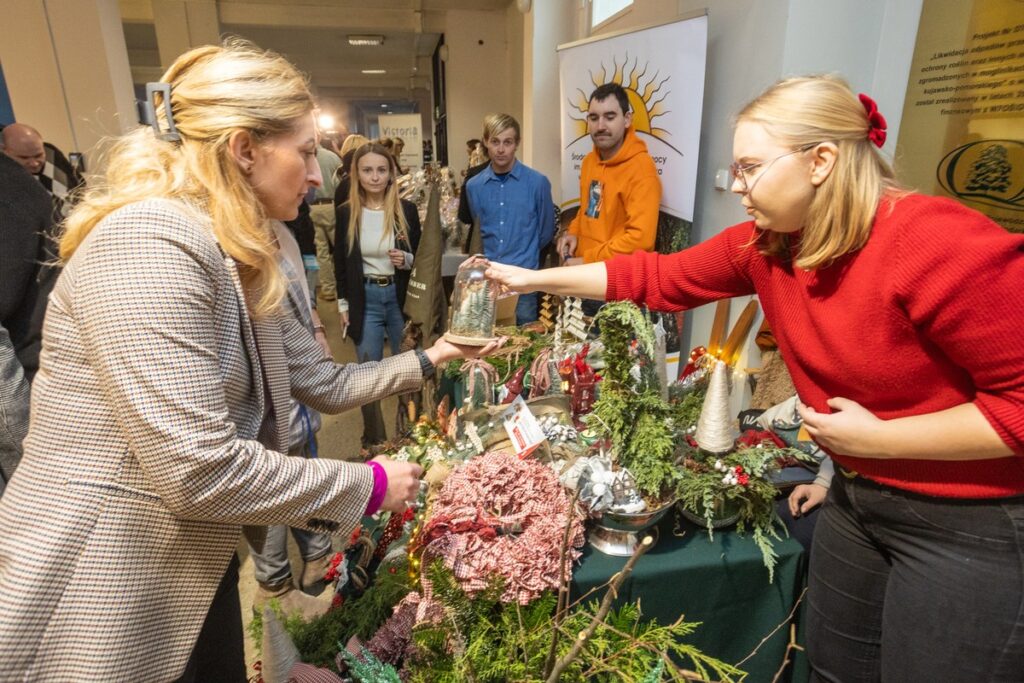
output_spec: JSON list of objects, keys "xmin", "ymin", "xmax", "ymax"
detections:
[
  {"xmin": 248, "ymin": 443, "xmax": 332, "ymax": 586},
  {"xmin": 807, "ymin": 471, "xmax": 1024, "ymax": 682},
  {"xmin": 355, "ymin": 281, "xmax": 404, "ymax": 445},
  {"xmin": 515, "ymin": 292, "xmax": 539, "ymax": 326}
]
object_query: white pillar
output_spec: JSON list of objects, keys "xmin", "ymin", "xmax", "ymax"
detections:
[
  {"xmin": 152, "ymin": 0, "xmax": 221, "ymax": 69},
  {"xmin": 0, "ymin": 0, "xmax": 137, "ymax": 161}
]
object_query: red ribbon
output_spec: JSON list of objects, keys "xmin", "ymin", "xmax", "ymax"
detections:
[{"xmin": 858, "ymin": 93, "xmax": 887, "ymax": 148}]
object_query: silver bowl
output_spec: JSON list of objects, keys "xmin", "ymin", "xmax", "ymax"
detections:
[{"xmin": 589, "ymin": 498, "xmax": 676, "ymax": 556}]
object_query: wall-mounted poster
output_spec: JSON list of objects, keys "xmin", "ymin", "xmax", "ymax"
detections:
[{"xmin": 896, "ymin": 0, "xmax": 1024, "ymax": 233}]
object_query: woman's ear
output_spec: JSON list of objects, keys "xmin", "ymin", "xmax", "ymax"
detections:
[
  {"xmin": 228, "ymin": 130, "xmax": 257, "ymax": 175},
  {"xmin": 810, "ymin": 142, "xmax": 839, "ymax": 187}
]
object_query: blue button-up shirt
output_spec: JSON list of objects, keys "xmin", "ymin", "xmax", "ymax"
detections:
[{"xmin": 465, "ymin": 159, "xmax": 555, "ymax": 269}]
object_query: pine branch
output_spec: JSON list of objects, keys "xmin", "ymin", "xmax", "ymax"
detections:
[{"xmin": 545, "ymin": 535, "xmax": 654, "ymax": 683}]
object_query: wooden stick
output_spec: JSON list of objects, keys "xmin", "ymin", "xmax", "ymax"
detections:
[
  {"xmin": 707, "ymin": 300, "xmax": 730, "ymax": 357},
  {"xmin": 545, "ymin": 535, "xmax": 654, "ymax": 683},
  {"xmin": 543, "ymin": 489, "xmax": 581, "ymax": 678},
  {"xmin": 720, "ymin": 300, "xmax": 759, "ymax": 366}
]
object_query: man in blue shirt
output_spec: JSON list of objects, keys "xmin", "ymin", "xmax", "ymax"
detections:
[{"xmin": 466, "ymin": 113, "xmax": 555, "ymax": 325}]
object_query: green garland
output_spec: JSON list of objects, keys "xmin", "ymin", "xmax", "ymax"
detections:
[{"xmin": 404, "ymin": 561, "xmax": 744, "ymax": 682}]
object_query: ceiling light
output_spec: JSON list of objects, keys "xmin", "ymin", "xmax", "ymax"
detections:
[
  {"xmin": 380, "ymin": 104, "xmax": 388, "ymax": 108},
  {"xmin": 361, "ymin": 69, "xmax": 387, "ymax": 74},
  {"xmin": 317, "ymin": 113, "xmax": 335, "ymax": 130},
  {"xmin": 348, "ymin": 35, "xmax": 384, "ymax": 46}
]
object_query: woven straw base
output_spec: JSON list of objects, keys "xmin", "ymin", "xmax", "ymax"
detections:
[{"xmin": 443, "ymin": 332, "xmax": 497, "ymax": 346}]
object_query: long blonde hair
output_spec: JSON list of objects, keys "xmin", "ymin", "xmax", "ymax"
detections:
[
  {"xmin": 60, "ymin": 40, "xmax": 314, "ymax": 317},
  {"xmin": 737, "ymin": 75, "xmax": 900, "ymax": 269},
  {"xmin": 346, "ymin": 142, "xmax": 409, "ymax": 255}
]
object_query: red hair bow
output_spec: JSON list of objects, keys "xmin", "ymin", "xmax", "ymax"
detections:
[{"xmin": 858, "ymin": 93, "xmax": 887, "ymax": 148}]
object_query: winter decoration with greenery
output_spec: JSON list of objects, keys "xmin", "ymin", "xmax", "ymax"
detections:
[{"xmin": 586, "ymin": 302, "xmax": 678, "ymax": 500}]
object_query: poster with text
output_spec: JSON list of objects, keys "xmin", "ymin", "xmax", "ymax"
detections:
[
  {"xmin": 378, "ymin": 113, "xmax": 424, "ymax": 170},
  {"xmin": 896, "ymin": 0, "xmax": 1024, "ymax": 232},
  {"xmin": 557, "ymin": 15, "xmax": 707, "ymax": 221}
]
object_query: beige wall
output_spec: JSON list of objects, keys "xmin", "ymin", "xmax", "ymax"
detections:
[{"xmin": 443, "ymin": 7, "xmax": 523, "ymax": 172}]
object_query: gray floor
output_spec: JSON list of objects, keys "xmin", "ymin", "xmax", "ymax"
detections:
[{"xmin": 237, "ymin": 297, "xmax": 403, "ymax": 671}]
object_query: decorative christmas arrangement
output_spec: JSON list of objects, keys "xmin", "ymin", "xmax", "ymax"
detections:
[{"xmin": 248, "ymin": 295, "xmax": 823, "ymax": 683}]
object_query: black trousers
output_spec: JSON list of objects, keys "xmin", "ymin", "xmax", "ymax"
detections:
[
  {"xmin": 175, "ymin": 554, "xmax": 247, "ymax": 683},
  {"xmin": 807, "ymin": 472, "xmax": 1024, "ymax": 682}
]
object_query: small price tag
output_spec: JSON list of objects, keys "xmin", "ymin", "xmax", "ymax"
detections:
[{"xmin": 502, "ymin": 395, "xmax": 545, "ymax": 459}]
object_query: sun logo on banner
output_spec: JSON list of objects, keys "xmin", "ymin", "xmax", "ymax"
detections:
[{"xmin": 568, "ymin": 54, "xmax": 671, "ymax": 144}]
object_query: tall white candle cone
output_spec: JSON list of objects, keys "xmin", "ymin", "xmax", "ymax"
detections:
[
  {"xmin": 695, "ymin": 360, "xmax": 734, "ymax": 454},
  {"xmin": 261, "ymin": 606, "xmax": 301, "ymax": 683}
]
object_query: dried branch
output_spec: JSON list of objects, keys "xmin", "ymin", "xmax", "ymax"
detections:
[
  {"xmin": 543, "ymin": 488, "xmax": 581, "ymax": 678},
  {"xmin": 545, "ymin": 535, "xmax": 654, "ymax": 683},
  {"xmin": 734, "ymin": 586, "xmax": 806, "ymax": 669},
  {"xmin": 770, "ymin": 624, "xmax": 805, "ymax": 683}
]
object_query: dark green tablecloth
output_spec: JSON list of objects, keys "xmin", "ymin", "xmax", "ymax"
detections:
[{"xmin": 572, "ymin": 514, "xmax": 808, "ymax": 682}]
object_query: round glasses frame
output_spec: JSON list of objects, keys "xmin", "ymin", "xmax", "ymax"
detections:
[{"xmin": 729, "ymin": 142, "xmax": 819, "ymax": 193}]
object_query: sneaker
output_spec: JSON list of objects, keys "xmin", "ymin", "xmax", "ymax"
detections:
[{"xmin": 299, "ymin": 553, "xmax": 333, "ymax": 596}]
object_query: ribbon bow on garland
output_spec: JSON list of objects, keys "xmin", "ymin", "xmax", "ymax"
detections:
[{"xmin": 858, "ymin": 93, "xmax": 888, "ymax": 148}]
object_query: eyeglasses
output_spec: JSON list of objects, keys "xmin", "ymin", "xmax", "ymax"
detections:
[{"xmin": 729, "ymin": 143, "xmax": 819, "ymax": 193}]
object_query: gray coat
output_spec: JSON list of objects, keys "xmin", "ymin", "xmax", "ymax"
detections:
[{"xmin": 0, "ymin": 199, "xmax": 421, "ymax": 681}]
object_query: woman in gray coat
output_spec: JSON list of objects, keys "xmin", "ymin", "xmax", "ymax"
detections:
[{"xmin": 0, "ymin": 41, "xmax": 493, "ymax": 682}]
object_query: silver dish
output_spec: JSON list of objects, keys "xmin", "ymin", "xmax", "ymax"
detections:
[{"xmin": 589, "ymin": 498, "xmax": 676, "ymax": 556}]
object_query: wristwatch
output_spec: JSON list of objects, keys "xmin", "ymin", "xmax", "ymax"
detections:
[{"xmin": 414, "ymin": 348, "xmax": 436, "ymax": 378}]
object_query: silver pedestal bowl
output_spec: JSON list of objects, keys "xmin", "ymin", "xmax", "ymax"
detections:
[{"xmin": 589, "ymin": 498, "xmax": 677, "ymax": 556}]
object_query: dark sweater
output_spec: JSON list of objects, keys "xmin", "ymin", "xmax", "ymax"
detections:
[
  {"xmin": 333, "ymin": 199, "xmax": 421, "ymax": 344},
  {"xmin": 0, "ymin": 155, "xmax": 56, "ymax": 379},
  {"xmin": 607, "ymin": 194, "xmax": 1024, "ymax": 499}
]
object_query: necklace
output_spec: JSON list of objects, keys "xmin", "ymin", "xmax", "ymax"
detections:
[{"xmin": 365, "ymin": 202, "xmax": 385, "ymax": 210}]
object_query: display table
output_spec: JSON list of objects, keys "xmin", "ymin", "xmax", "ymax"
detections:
[{"xmin": 572, "ymin": 514, "xmax": 808, "ymax": 682}]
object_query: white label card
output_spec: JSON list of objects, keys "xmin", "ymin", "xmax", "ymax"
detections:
[{"xmin": 501, "ymin": 395, "xmax": 546, "ymax": 459}]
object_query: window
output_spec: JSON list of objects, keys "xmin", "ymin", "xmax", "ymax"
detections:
[{"xmin": 590, "ymin": 0, "xmax": 633, "ymax": 28}]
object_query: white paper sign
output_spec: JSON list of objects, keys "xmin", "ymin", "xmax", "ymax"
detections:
[{"xmin": 501, "ymin": 395, "xmax": 545, "ymax": 459}]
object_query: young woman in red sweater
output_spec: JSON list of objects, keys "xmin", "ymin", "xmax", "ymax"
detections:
[{"xmin": 487, "ymin": 75, "xmax": 1024, "ymax": 681}]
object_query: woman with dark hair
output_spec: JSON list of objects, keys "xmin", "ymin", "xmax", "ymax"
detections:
[{"xmin": 334, "ymin": 142, "xmax": 422, "ymax": 446}]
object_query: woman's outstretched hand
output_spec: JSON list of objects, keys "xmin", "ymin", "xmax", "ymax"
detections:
[{"xmin": 485, "ymin": 262, "xmax": 538, "ymax": 295}]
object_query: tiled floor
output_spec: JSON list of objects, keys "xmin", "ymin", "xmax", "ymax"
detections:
[{"xmin": 237, "ymin": 297, "xmax": 403, "ymax": 673}]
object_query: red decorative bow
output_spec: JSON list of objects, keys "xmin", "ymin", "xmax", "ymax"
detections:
[{"xmin": 858, "ymin": 93, "xmax": 887, "ymax": 148}]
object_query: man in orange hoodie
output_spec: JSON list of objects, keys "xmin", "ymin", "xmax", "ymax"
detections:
[{"xmin": 558, "ymin": 83, "xmax": 661, "ymax": 272}]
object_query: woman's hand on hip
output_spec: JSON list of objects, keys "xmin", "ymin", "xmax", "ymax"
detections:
[
  {"xmin": 372, "ymin": 455, "xmax": 424, "ymax": 513},
  {"xmin": 798, "ymin": 398, "xmax": 890, "ymax": 458}
]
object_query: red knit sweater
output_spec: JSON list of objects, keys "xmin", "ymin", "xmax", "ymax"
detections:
[{"xmin": 606, "ymin": 194, "xmax": 1024, "ymax": 498}]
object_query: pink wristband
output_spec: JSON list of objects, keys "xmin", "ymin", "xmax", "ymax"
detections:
[{"xmin": 365, "ymin": 461, "xmax": 388, "ymax": 515}]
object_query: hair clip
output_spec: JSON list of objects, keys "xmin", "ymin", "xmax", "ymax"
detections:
[
  {"xmin": 144, "ymin": 82, "xmax": 182, "ymax": 143},
  {"xmin": 858, "ymin": 93, "xmax": 887, "ymax": 148}
]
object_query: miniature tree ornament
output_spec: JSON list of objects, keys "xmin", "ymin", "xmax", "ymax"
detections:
[{"xmin": 444, "ymin": 257, "xmax": 498, "ymax": 346}]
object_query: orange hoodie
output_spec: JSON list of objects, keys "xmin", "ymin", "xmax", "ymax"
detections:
[{"xmin": 567, "ymin": 127, "xmax": 661, "ymax": 263}]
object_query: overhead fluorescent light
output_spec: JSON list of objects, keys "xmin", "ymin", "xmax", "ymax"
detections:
[
  {"xmin": 348, "ymin": 34, "xmax": 384, "ymax": 46},
  {"xmin": 361, "ymin": 69, "xmax": 387, "ymax": 74}
]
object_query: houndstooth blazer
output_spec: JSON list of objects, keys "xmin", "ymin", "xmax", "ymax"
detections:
[{"xmin": 0, "ymin": 199, "xmax": 422, "ymax": 681}]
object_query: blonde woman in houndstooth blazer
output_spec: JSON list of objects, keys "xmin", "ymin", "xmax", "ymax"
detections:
[{"xmin": 0, "ymin": 42, "xmax": 495, "ymax": 682}]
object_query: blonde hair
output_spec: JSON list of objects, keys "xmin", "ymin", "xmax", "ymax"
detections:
[
  {"xmin": 339, "ymin": 134, "xmax": 369, "ymax": 158},
  {"xmin": 482, "ymin": 113, "xmax": 520, "ymax": 142},
  {"xmin": 345, "ymin": 142, "xmax": 410, "ymax": 255},
  {"xmin": 737, "ymin": 75, "xmax": 900, "ymax": 269},
  {"xmin": 60, "ymin": 40, "xmax": 315, "ymax": 317}
]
